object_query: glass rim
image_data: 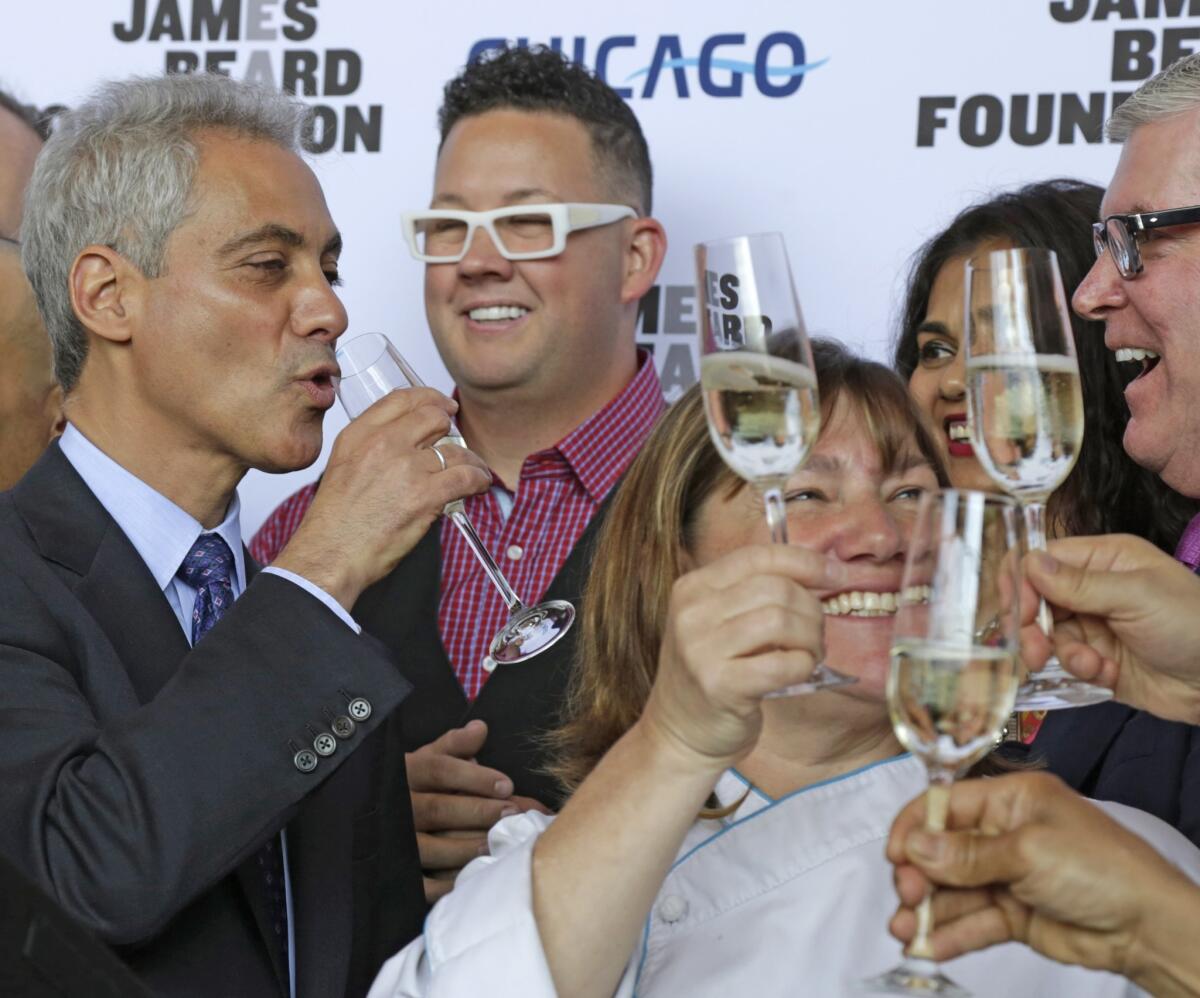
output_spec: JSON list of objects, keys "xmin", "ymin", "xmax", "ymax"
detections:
[
  {"xmin": 963, "ymin": 245, "xmax": 1059, "ymax": 272},
  {"xmin": 694, "ymin": 230, "xmax": 787, "ymax": 252},
  {"xmin": 334, "ymin": 331, "xmax": 391, "ymax": 379}
]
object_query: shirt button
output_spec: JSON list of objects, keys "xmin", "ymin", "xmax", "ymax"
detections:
[
  {"xmin": 314, "ymin": 733, "xmax": 337, "ymax": 757},
  {"xmin": 506, "ymin": 545, "xmax": 523, "ymax": 561},
  {"xmin": 293, "ymin": 749, "xmax": 318, "ymax": 773},
  {"xmin": 657, "ymin": 895, "xmax": 688, "ymax": 924}
]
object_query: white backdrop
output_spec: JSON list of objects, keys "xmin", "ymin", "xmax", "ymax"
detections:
[{"xmin": 4, "ymin": 0, "xmax": 1188, "ymax": 536}]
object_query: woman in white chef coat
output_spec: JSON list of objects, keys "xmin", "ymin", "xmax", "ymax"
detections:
[{"xmin": 369, "ymin": 341, "xmax": 1200, "ymax": 998}]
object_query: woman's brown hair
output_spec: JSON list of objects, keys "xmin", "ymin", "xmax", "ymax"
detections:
[{"xmin": 547, "ymin": 339, "xmax": 950, "ymax": 795}]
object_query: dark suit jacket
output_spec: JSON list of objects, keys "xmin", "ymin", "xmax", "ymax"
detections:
[
  {"xmin": 354, "ymin": 499, "xmax": 611, "ymax": 808},
  {"xmin": 1032, "ymin": 700, "xmax": 1200, "ymax": 848},
  {"xmin": 0, "ymin": 444, "xmax": 427, "ymax": 997},
  {"xmin": 0, "ymin": 849, "xmax": 152, "ymax": 997}
]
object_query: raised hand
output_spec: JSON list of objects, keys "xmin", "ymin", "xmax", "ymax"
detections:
[
  {"xmin": 886, "ymin": 771, "xmax": 1200, "ymax": 995},
  {"xmin": 640, "ymin": 544, "xmax": 843, "ymax": 772},
  {"xmin": 1020, "ymin": 534, "xmax": 1200, "ymax": 724},
  {"xmin": 273, "ymin": 388, "xmax": 491, "ymax": 610}
]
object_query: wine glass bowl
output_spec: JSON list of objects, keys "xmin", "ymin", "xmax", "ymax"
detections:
[
  {"xmin": 334, "ymin": 333, "xmax": 575, "ymax": 670},
  {"xmin": 864, "ymin": 488, "xmax": 1022, "ymax": 998},
  {"xmin": 963, "ymin": 247, "xmax": 1112, "ymax": 711},
  {"xmin": 695, "ymin": 233, "xmax": 853, "ymax": 696}
]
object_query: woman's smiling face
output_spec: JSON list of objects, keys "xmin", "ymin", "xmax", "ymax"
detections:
[
  {"xmin": 688, "ymin": 395, "xmax": 939, "ymax": 699},
  {"xmin": 907, "ymin": 240, "xmax": 1012, "ymax": 495}
]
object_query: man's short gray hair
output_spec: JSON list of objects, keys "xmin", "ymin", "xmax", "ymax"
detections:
[
  {"xmin": 1108, "ymin": 52, "xmax": 1200, "ymax": 141},
  {"xmin": 22, "ymin": 73, "xmax": 306, "ymax": 392}
]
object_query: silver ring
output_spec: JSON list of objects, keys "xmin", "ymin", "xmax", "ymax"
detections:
[{"xmin": 430, "ymin": 444, "xmax": 448, "ymax": 471}]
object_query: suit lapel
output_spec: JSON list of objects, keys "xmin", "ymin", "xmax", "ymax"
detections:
[{"xmin": 13, "ymin": 445, "xmax": 189, "ymax": 702}]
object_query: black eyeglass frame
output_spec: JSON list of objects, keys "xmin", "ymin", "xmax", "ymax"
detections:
[
  {"xmin": 0, "ymin": 234, "xmax": 19, "ymax": 247},
  {"xmin": 1092, "ymin": 203, "xmax": 1200, "ymax": 279}
]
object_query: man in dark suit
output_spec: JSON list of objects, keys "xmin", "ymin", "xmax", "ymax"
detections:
[
  {"xmin": 2, "ymin": 72, "xmax": 490, "ymax": 996},
  {"xmin": 1029, "ymin": 51, "xmax": 1200, "ymax": 847},
  {"xmin": 251, "ymin": 46, "xmax": 668, "ymax": 901}
]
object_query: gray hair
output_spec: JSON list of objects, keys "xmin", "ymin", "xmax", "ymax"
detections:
[
  {"xmin": 1108, "ymin": 52, "xmax": 1200, "ymax": 141},
  {"xmin": 22, "ymin": 73, "xmax": 306, "ymax": 392}
]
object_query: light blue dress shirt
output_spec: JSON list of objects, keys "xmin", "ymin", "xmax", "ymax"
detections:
[{"xmin": 59, "ymin": 422, "xmax": 362, "ymax": 998}]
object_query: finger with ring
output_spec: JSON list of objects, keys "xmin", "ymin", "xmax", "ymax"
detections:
[{"xmin": 430, "ymin": 445, "xmax": 448, "ymax": 471}]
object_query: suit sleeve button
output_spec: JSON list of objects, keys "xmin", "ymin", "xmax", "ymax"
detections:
[
  {"xmin": 294, "ymin": 749, "xmax": 319, "ymax": 773},
  {"xmin": 332, "ymin": 715, "xmax": 357, "ymax": 739},
  {"xmin": 348, "ymin": 697, "xmax": 372, "ymax": 721},
  {"xmin": 314, "ymin": 733, "xmax": 337, "ymax": 757}
]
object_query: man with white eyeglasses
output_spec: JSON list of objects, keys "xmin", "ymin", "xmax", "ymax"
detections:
[{"xmin": 252, "ymin": 45, "xmax": 668, "ymax": 901}]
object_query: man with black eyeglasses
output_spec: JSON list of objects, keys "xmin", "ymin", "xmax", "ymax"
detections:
[
  {"xmin": 0, "ymin": 87, "xmax": 63, "ymax": 489},
  {"xmin": 1014, "ymin": 52, "xmax": 1200, "ymax": 852},
  {"xmin": 1075, "ymin": 56, "xmax": 1200, "ymax": 502},
  {"xmin": 871, "ymin": 57, "xmax": 1200, "ymax": 982},
  {"xmin": 251, "ymin": 46, "xmax": 669, "ymax": 902}
]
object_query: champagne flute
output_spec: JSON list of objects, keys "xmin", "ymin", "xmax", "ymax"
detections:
[
  {"xmin": 963, "ymin": 247, "xmax": 1112, "ymax": 710},
  {"xmin": 864, "ymin": 489, "xmax": 1022, "ymax": 998},
  {"xmin": 334, "ymin": 332, "xmax": 575, "ymax": 670},
  {"xmin": 695, "ymin": 232, "xmax": 854, "ymax": 695}
]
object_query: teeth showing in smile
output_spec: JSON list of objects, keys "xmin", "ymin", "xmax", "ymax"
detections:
[
  {"xmin": 469, "ymin": 305, "xmax": 528, "ymax": 322},
  {"xmin": 947, "ymin": 422, "xmax": 971, "ymax": 442},
  {"xmin": 1114, "ymin": 347, "xmax": 1160, "ymax": 363},
  {"xmin": 821, "ymin": 585, "xmax": 930, "ymax": 617}
]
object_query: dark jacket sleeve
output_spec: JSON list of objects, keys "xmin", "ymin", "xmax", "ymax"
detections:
[
  {"xmin": 0, "ymin": 567, "xmax": 409, "ymax": 945},
  {"xmin": 1181, "ymin": 723, "xmax": 1200, "ymax": 848}
]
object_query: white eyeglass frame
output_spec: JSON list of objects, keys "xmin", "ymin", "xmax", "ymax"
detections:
[{"xmin": 401, "ymin": 202, "xmax": 637, "ymax": 263}]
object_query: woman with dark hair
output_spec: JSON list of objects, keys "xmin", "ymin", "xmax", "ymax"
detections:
[
  {"xmin": 365, "ymin": 341, "xmax": 1196, "ymax": 998},
  {"xmin": 896, "ymin": 178, "xmax": 1196, "ymax": 549},
  {"xmin": 895, "ymin": 180, "xmax": 1200, "ymax": 849}
]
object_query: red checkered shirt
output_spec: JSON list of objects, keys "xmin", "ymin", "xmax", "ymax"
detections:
[{"xmin": 249, "ymin": 352, "xmax": 664, "ymax": 700}]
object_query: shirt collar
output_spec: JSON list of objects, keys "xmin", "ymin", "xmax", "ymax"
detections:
[
  {"xmin": 550, "ymin": 349, "xmax": 665, "ymax": 502},
  {"xmin": 58, "ymin": 424, "xmax": 246, "ymax": 593}
]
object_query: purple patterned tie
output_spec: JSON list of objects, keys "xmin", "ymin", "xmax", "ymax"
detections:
[
  {"xmin": 177, "ymin": 533, "xmax": 237, "ymax": 644},
  {"xmin": 177, "ymin": 534, "xmax": 289, "ymax": 971},
  {"xmin": 1176, "ymin": 513, "xmax": 1200, "ymax": 572}
]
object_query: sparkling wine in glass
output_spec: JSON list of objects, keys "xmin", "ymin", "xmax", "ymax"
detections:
[
  {"xmin": 964, "ymin": 247, "xmax": 1111, "ymax": 710},
  {"xmin": 695, "ymin": 232, "xmax": 853, "ymax": 696},
  {"xmin": 864, "ymin": 489, "xmax": 1022, "ymax": 998},
  {"xmin": 334, "ymin": 332, "xmax": 575, "ymax": 670}
]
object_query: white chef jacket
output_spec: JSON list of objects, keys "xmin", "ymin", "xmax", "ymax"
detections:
[{"xmin": 369, "ymin": 754, "xmax": 1200, "ymax": 997}]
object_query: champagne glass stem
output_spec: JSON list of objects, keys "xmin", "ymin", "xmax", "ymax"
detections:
[
  {"xmin": 763, "ymin": 487, "xmax": 789, "ymax": 544},
  {"xmin": 1021, "ymin": 501, "xmax": 1055, "ymax": 640},
  {"xmin": 447, "ymin": 507, "xmax": 524, "ymax": 613},
  {"xmin": 907, "ymin": 775, "xmax": 952, "ymax": 960}
]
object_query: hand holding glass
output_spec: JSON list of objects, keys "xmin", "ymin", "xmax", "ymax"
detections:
[
  {"xmin": 695, "ymin": 232, "xmax": 854, "ymax": 696},
  {"xmin": 864, "ymin": 489, "xmax": 1022, "ymax": 998},
  {"xmin": 334, "ymin": 332, "xmax": 575, "ymax": 669}
]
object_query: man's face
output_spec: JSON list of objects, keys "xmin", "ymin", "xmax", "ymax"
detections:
[
  {"xmin": 423, "ymin": 109, "xmax": 636, "ymax": 406},
  {"xmin": 1073, "ymin": 106, "xmax": 1200, "ymax": 497},
  {"xmin": 132, "ymin": 130, "xmax": 346, "ymax": 473},
  {"xmin": 0, "ymin": 104, "xmax": 60, "ymax": 489},
  {"xmin": 0, "ymin": 103, "xmax": 40, "ymax": 236},
  {"xmin": 0, "ymin": 244, "xmax": 61, "ymax": 489}
]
